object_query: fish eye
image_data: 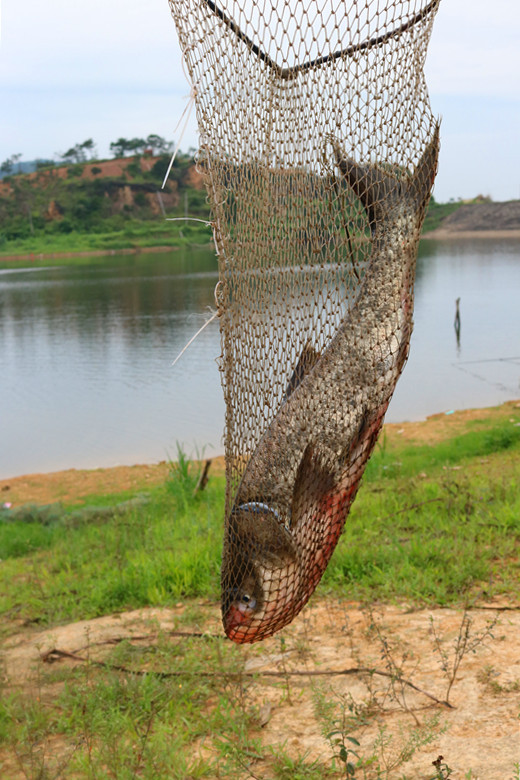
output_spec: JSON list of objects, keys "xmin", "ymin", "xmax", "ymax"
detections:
[{"xmin": 240, "ymin": 593, "xmax": 256, "ymax": 609}]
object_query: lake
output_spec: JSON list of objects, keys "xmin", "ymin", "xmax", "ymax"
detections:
[{"xmin": 1, "ymin": 238, "xmax": 519, "ymax": 479}]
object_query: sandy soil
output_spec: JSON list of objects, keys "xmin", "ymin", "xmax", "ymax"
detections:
[
  {"xmin": 2, "ymin": 600, "xmax": 519, "ymax": 778},
  {"xmin": 0, "ymin": 457, "xmax": 226, "ymax": 507}
]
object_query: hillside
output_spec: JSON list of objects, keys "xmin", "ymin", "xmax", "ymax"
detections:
[
  {"xmin": 425, "ymin": 199, "xmax": 520, "ymax": 235},
  {"xmin": 1, "ymin": 156, "xmax": 519, "ymax": 259},
  {"xmin": 0, "ymin": 153, "xmax": 211, "ymax": 256}
]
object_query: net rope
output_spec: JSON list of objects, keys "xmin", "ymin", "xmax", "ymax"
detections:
[{"xmin": 168, "ymin": 0, "xmax": 440, "ymax": 643}]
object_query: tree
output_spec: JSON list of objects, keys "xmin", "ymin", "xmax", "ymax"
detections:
[
  {"xmin": 0, "ymin": 158, "xmax": 14, "ymax": 176},
  {"xmin": 127, "ymin": 137, "xmax": 147, "ymax": 155},
  {"xmin": 145, "ymin": 134, "xmax": 171, "ymax": 155},
  {"xmin": 109, "ymin": 138, "xmax": 131, "ymax": 158},
  {"xmin": 59, "ymin": 140, "xmax": 96, "ymax": 165},
  {"xmin": 0, "ymin": 153, "xmax": 22, "ymax": 176},
  {"xmin": 80, "ymin": 138, "xmax": 97, "ymax": 160}
]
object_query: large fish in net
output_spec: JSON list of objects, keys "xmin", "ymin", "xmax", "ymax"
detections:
[{"xmin": 167, "ymin": 0, "xmax": 441, "ymax": 643}]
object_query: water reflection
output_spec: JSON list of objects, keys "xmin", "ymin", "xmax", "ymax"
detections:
[
  {"xmin": 0, "ymin": 250, "xmax": 223, "ymax": 478},
  {"xmin": 1, "ymin": 239, "xmax": 519, "ymax": 478},
  {"xmin": 392, "ymin": 236, "xmax": 520, "ymax": 421}
]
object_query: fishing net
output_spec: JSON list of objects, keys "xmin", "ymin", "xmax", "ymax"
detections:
[{"xmin": 167, "ymin": 0, "xmax": 440, "ymax": 643}]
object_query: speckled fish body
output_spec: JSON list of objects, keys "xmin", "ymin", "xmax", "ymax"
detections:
[{"xmin": 222, "ymin": 127, "xmax": 440, "ymax": 643}]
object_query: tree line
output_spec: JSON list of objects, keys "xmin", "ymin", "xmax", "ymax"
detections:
[{"xmin": 0, "ymin": 134, "xmax": 186, "ymax": 175}]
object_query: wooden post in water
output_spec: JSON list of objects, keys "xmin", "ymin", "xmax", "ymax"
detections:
[{"xmin": 454, "ymin": 297, "xmax": 461, "ymax": 349}]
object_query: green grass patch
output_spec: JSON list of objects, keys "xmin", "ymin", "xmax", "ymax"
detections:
[
  {"xmin": 0, "ymin": 466, "xmax": 225, "ymax": 629},
  {"xmin": 0, "ymin": 633, "xmax": 264, "ymax": 779},
  {"xmin": 0, "ymin": 220, "xmax": 213, "ymax": 258},
  {"xmin": 1, "ymin": 413, "xmax": 519, "ymax": 634}
]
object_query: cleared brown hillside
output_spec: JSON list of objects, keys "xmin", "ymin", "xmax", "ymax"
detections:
[{"xmin": 430, "ymin": 200, "xmax": 520, "ymax": 234}]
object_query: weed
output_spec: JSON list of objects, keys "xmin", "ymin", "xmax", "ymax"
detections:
[
  {"xmin": 313, "ymin": 686, "xmax": 368, "ymax": 777},
  {"xmin": 429, "ymin": 754, "xmax": 453, "ymax": 779},
  {"xmin": 364, "ymin": 607, "xmax": 421, "ymax": 724},
  {"xmin": 313, "ymin": 682, "xmax": 445, "ymax": 780},
  {"xmin": 372, "ymin": 716, "xmax": 445, "ymax": 778},
  {"xmin": 166, "ymin": 442, "xmax": 206, "ymax": 507},
  {"xmin": 476, "ymin": 663, "xmax": 520, "ymax": 695},
  {"xmin": 429, "ymin": 608, "xmax": 499, "ymax": 704},
  {"xmin": 269, "ymin": 746, "xmax": 333, "ymax": 779}
]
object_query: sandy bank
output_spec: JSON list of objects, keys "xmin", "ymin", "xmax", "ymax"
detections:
[
  {"xmin": 1, "ymin": 400, "xmax": 519, "ymax": 507},
  {"xmin": 423, "ymin": 228, "xmax": 520, "ymax": 240}
]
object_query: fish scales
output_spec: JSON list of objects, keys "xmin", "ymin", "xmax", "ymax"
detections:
[{"xmin": 222, "ymin": 127, "xmax": 440, "ymax": 643}]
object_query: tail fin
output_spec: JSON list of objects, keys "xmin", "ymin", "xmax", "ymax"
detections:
[
  {"xmin": 334, "ymin": 124, "xmax": 440, "ymax": 229},
  {"xmin": 409, "ymin": 124, "xmax": 440, "ymax": 213}
]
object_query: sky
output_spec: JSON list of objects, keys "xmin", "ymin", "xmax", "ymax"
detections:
[{"xmin": 0, "ymin": 0, "xmax": 519, "ymax": 202}]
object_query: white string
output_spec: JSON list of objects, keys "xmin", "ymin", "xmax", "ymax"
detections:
[
  {"xmin": 171, "ymin": 309, "xmax": 218, "ymax": 367},
  {"xmin": 166, "ymin": 217, "xmax": 212, "ymax": 226},
  {"xmin": 161, "ymin": 86, "xmax": 196, "ymax": 190}
]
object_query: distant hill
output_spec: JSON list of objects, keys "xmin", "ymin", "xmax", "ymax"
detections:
[
  {"xmin": 0, "ymin": 159, "xmax": 53, "ymax": 179},
  {"xmin": 2, "ymin": 156, "xmax": 518, "ymax": 258},
  {"xmin": 427, "ymin": 200, "xmax": 520, "ymax": 234},
  {"xmin": 0, "ymin": 153, "xmax": 208, "ymax": 246}
]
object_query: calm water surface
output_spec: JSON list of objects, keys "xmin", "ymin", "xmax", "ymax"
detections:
[{"xmin": 1, "ymin": 239, "xmax": 519, "ymax": 478}]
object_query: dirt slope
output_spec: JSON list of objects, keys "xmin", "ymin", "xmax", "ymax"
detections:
[{"xmin": 427, "ymin": 200, "xmax": 520, "ymax": 237}]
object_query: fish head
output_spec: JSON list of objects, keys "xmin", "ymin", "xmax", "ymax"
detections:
[
  {"xmin": 223, "ymin": 561, "xmax": 301, "ymax": 643},
  {"xmin": 222, "ymin": 503, "xmax": 299, "ymax": 643},
  {"xmin": 224, "ymin": 575, "xmax": 261, "ymax": 629}
]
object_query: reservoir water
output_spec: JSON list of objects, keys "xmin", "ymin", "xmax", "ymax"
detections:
[{"xmin": 1, "ymin": 237, "xmax": 519, "ymax": 479}]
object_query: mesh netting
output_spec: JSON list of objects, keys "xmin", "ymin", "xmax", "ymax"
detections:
[{"xmin": 168, "ymin": 0, "xmax": 440, "ymax": 643}]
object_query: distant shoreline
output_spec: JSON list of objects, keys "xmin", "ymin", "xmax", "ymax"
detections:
[
  {"xmin": 2, "ymin": 230, "xmax": 519, "ymax": 262},
  {"xmin": 1, "ymin": 400, "xmax": 519, "ymax": 504},
  {"xmin": 0, "ymin": 245, "xmax": 181, "ymax": 262},
  {"xmin": 422, "ymin": 229, "xmax": 520, "ymax": 240}
]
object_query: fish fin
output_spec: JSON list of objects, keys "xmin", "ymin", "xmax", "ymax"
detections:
[
  {"xmin": 343, "ymin": 408, "xmax": 383, "ymax": 466},
  {"xmin": 409, "ymin": 123, "xmax": 440, "ymax": 213},
  {"xmin": 333, "ymin": 144, "xmax": 394, "ymax": 230},
  {"xmin": 284, "ymin": 343, "xmax": 320, "ymax": 399},
  {"xmin": 291, "ymin": 444, "xmax": 335, "ymax": 528},
  {"xmin": 333, "ymin": 122, "xmax": 440, "ymax": 229},
  {"xmin": 229, "ymin": 505, "xmax": 296, "ymax": 567}
]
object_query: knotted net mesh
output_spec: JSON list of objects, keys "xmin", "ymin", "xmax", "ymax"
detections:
[{"xmin": 167, "ymin": 0, "xmax": 440, "ymax": 643}]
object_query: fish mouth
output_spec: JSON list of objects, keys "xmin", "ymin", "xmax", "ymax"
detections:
[
  {"xmin": 224, "ymin": 573, "xmax": 300, "ymax": 643},
  {"xmin": 224, "ymin": 602, "xmax": 259, "ymax": 642}
]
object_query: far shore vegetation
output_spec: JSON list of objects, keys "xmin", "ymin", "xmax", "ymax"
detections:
[
  {"xmin": 0, "ymin": 135, "xmax": 213, "ymax": 259},
  {"xmin": 0, "ymin": 134, "xmax": 488, "ymax": 260}
]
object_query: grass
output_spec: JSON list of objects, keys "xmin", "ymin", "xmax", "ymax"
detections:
[
  {"xmin": 1, "ymin": 414, "xmax": 519, "ymax": 629},
  {"xmin": 1, "ymin": 633, "xmax": 255, "ymax": 779},
  {"xmin": 0, "ymin": 469, "xmax": 225, "ymax": 629},
  {"xmin": 1, "ymin": 409, "xmax": 519, "ymax": 777},
  {"xmin": 0, "ymin": 220, "xmax": 213, "ymax": 258},
  {"xmin": 0, "ymin": 192, "xmax": 462, "ymax": 261}
]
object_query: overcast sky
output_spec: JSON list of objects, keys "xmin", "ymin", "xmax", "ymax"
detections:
[{"xmin": 1, "ymin": 0, "xmax": 518, "ymax": 202}]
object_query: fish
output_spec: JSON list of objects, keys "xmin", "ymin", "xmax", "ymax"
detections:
[{"xmin": 221, "ymin": 125, "xmax": 440, "ymax": 643}]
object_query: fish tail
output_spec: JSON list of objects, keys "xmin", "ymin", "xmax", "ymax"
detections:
[{"xmin": 333, "ymin": 123, "xmax": 440, "ymax": 228}]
